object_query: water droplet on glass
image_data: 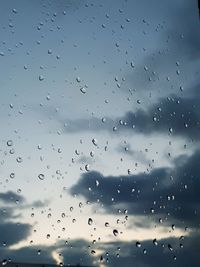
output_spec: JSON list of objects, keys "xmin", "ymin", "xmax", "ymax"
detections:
[
  {"xmin": 88, "ymin": 218, "xmax": 93, "ymax": 225},
  {"xmin": 46, "ymin": 234, "xmax": 50, "ymax": 239},
  {"xmin": 76, "ymin": 77, "xmax": 81, "ymax": 83},
  {"xmin": 105, "ymin": 222, "xmax": 109, "ymax": 227},
  {"xmin": 39, "ymin": 75, "xmax": 44, "ymax": 81},
  {"xmin": 168, "ymin": 244, "xmax": 173, "ymax": 251},
  {"xmin": 2, "ymin": 260, "xmax": 7, "ymax": 266},
  {"xmin": 113, "ymin": 229, "xmax": 119, "ymax": 236},
  {"xmin": 85, "ymin": 164, "xmax": 90, "ymax": 171},
  {"xmin": 10, "ymin": 173, "xmax": 15, "ymax": 179},
  {"xmin": 153, "ymin": 239, "xmax": 158, "ymax": 246},
  {"xmin": 16, "ymin": 157, "xmax": 23, "ymax": 163},
  {"xmin": 7, "ymin": 140, "xmax": 13, "ymax": 146},
  {"xmin": 92, "ymin": 138, "xmax": 98, "ymax": 146},
  {"xmin": 136, "ymin": 241, "xmax": 141, "ymax": 248},
  {"xmin": 80, "ymin": 87, "xmax": 86, "ymax": 94},
  {"xmin": 38, "ymin": 174, "xmax": 45, "ymax": 180}
]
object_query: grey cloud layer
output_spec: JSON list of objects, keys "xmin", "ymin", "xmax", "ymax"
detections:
[{"xmin": 70, "ymin": 149, "xmax": 200, "ymax": 228}]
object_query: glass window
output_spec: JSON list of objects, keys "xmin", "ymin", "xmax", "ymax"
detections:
[{"xmin": 0, "ymin": 0, "xmax": 200, "ymax": 266}]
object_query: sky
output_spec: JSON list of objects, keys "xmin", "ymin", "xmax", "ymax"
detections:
[{"xmin": 0, "ymin": 0, "xmax": 200, "ymax": 266}]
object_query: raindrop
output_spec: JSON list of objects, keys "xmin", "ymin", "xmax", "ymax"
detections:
[
  {"xmin": 7, "ymin": 140, "xmax": 13, "ymax": 146},
  {"xmin": 10, "ymin": 173, "xmax": 15, "ymax": 179},
  {"xmin": 90, "ymin": 151, "xmax": 94, "ymax": 157},
  {"xmin": 46, "ymin": 234, "xmax": 50, "ymax": 239},
  {"xmin": 136, "ymin": 241, "xmax": 141, "ymax": 248},
  {"xmin": 16, "ymin": 157, "xmax": 23, "ymax": 163},
  {"xmin": 113, "ymin": 229, "xmax": 119, "ymax": 236},
  {"xmin": 153, "ymin": 239, "xmax": 158, "ymax": 246},
  {"xmin": 85, "ymin": 164, "xmax": 90, "ymax": 171},
  {"xmin": 88, "ymin": 218, "xmax": 93, "ymax": 225},
  {"xmin": 102, "ymin": 117, "xmax": 106, "ymax": 123},
  {"xmin": 39, "ymin": 75, "xmax": 44, "ymax": 81},
  {"xmin": 2, "ymin": 260, "xmax": 7, "ymax": 266},
  {"xmin": 168, "ymin": 244, "xmax": 173, "ymax": 251},
  {"xmin": 92, "ymin": 138, "xmax": 98, "ymax": 146},
  {"xmin": 80, "ymin": 87, "xmax": 86, "ymax": 94},
  {"xmin": 75, "ymin": 149, "xmax": 80, "ymax": 155},
  {"xmin": 38, "ymin": 174, "xmax": 45, "ymax": 180},
  {"xmin": 76, "ymin": 77, "xmax": 81, "ymax": 83},
  {"xmin": 131, "ymin": 62, "xmax": 135, "ymax": 68}
]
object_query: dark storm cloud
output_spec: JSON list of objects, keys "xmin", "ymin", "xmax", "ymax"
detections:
[
  {"xmin": 1, "ymin": 239, "xmax": 96, "ymax": 267},
  {"xmin": 60, "ymin": 88, "xmax": 200, "ymax": 142},
  {"xmin": 70, "ymin": 149, "xmax": 200, "ymax": 228},
  {"xmin": 0, "ymin": 222, "xmax": 31, "ymax": 247},
  {"xmin": 98, "ymin": 233, "xmax": 200, "ymax": 267},
  {"xmin": 119, "ymin": 92, "xmax": 200, "ymax": 140},
  {"xmin": 2, "ymin": 234, "xmax": 200, "ymax": 267},
  {"xmin": 0, "ymin": 246, "xmax": 54, "ymax": 265},
  {"xmin": 0, "ymin": 192, "xmax": 37, "ymax": 248},
  {"xmin": 0, "ymin": 191, "xmax": 25, "ymax": 204},
  {"xmin": 0, "ymin": 206, "xmax": 32, "ymax": 247}
]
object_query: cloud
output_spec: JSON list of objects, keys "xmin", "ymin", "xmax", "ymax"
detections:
[
  {"xmin": 1, "ymin": 239, "xmax": 96, "ymax": 266},
  {"xmin": 0, "ymin": 192, "xmax": 37, "ymax": 248},
  {"xmin": 58, "ymin": 87, "xmax": 200, "ymax": 143},
  {"xmin": 118, "ymin": 91, "xmax": 200, "ymax": 140},
  {"xmin": 96, "ymin": 233, "xmax": 200, "ymax": 267},
  {"xmin": 70, "ymin": 149, "xmax": 200, "ymax": 228},
  {"xmin": 0, "ymin": 191, "xmax": 25, "ymax": 204},
  {"xmin": 3, "ymin": 233, "xmax": 200, "ymax": 267},
  {"xmin": 0, "ymin": 222, "xmax": 31, "ymax": 247},
  {"xmin": 126, "ymin": 0, "xmax": 200, "ymax": 91}
]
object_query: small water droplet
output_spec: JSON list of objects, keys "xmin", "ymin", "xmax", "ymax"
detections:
[
  {"xmin": 88, "ymin": 218, "xmax": 93, "ymax": 225},
  {"xmin": 2, "ymin": 259, "xmax": 7, "ymax": 266},
  {"xmin": 16, "ymin": 157, "xmax": 23, "ymax": 163},
  {"xmin": 153, "ymin": 239, "xmax": 158, "ymax": 246},
  {"xmin": 38, "ymin": 174, "xmax": 45, "ymax": 180},
  {"xmin": 85, "ymin": 164, "xmax": 90, "ymax": 171},
  {"xmin": 7, "ymin": 140, "xmax": 13, "ymax": 146},
  {"xmin": 39, "ymin": 75, "xmax": 44, "ymax": 81},
  {"xmin": 113, "ymin": 229, "xmax": 119, "ymax": 236},
  {"xmin": 168, "ymin": 244, "xmax": 173, "ymax": 251},
  {"xmin": 10, "ymin": 173, "xmax": 15, "ymax": 179},
  {"xmin": 80, "ymin": 87, "xmax": 86, "ymax": 94},
  {"xmin": 92, "ymin": 138, "xmax": 98, "ymax": 146},
  {"xmin": 136, "ymin": 241, "xmax": 141, "ymax": 248}
]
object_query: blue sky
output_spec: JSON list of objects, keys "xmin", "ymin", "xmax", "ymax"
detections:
[{"xmin": 0, "ymin": 0, "xmax": 200, "ymax": 266}]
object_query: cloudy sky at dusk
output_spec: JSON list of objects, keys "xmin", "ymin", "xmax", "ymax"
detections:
[{"xmin": 0, "ymin": 0, "xmax": 200, "ymax": 266}]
